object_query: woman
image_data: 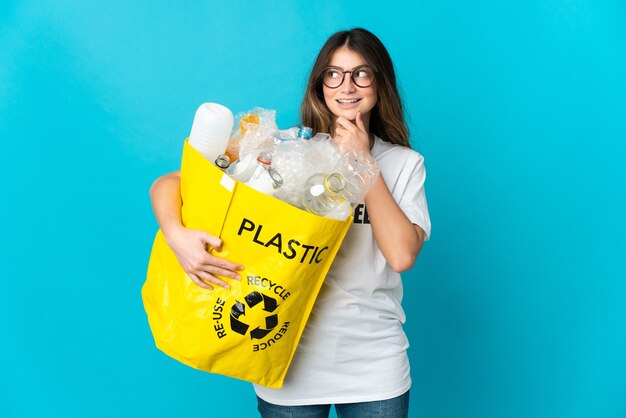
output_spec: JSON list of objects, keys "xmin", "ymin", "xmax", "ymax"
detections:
[{"xmin": 150, "ymin": 28, "xmax": 431, "ymax": 418}]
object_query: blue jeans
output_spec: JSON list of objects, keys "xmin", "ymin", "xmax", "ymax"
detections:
[{"xmin": 256, "ymin": 390, "xmax": 409, "ymax": 418}]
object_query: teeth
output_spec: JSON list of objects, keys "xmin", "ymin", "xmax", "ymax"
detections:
[{"xmin": 338, "ymin": 99, "xmax": 359, "ymax": 104}]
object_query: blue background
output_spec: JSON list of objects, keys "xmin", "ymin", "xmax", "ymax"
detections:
[{"xmin": 1, "ymin": 1, "xmax": 625, "ymax": 417}]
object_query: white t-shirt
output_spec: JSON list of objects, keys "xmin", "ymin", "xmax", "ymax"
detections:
[{"xmin": 254, "ymin": 135, "xmax": 431, "ymax": 405}]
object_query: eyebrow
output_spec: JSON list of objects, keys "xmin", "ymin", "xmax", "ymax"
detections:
[{"xmin": 325, "ymin": 64, "xmax": 370, "ymax": 71}]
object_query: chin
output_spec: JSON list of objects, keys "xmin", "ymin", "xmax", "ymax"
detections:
[{"xmin": 333, "ymin": 108, "xmax": 359, "ymax": 121}]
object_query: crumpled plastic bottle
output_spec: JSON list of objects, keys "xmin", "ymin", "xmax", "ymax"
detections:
[
  {"xmin": 301, "ymin": 173, "xmax": 349, "ymax": 219},
  {"xmin": 334, "ymin": 150, "xmax": 380, "ymax": 204}
]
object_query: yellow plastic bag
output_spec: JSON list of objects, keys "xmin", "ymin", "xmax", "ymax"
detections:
[{"xmin": 142, "ymin": 140, "xmax": 352, "ymax": 388}]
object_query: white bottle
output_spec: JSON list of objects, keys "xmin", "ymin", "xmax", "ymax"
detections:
[{"xmin": 188, "ymin": 103, "xmax": 234, "ymax": 164}]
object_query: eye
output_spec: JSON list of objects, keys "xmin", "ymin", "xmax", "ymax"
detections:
[
  {"xmin": 355, "ymin": 68, "xmax": 371, "ymax": 79},
  {"xmin": 326, "ymin": 69, "xmax": 342, "ymax": 79}
]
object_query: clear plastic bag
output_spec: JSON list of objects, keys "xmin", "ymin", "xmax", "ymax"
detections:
[{"xmin": 226, "ymin": 107, "xmax": 278, "ymax": 161}]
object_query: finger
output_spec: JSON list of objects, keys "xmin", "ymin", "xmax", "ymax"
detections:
[
  {"xmin": 355, "ymin": 112, "xmax": 366, "ymax": 132},
  {"xmin": 205, "ymin": 262, "xmax": 243, "ymax": 281},
  {"xmin": 196, "ymin": 271, "xmax": 231, "ymax": 290},
  {"xmin": 335, "ymin": 116, "xmax": 356, "ymax": 131},
  {"xmin": 335, "ymin": 117, "xmax": 353, "ymax": 134},
  {"xmin": 188, "ymin": 273, "xmax": 214, "ymax": 290},
  {"xmin": 201, "ymin": 233, "xmax": 223, "ymax": 252},
  {"xmin": 334, "ymin": 125, "xmax": 350, "ymax": 139},
  {"xmin": 205, "ymin": 254, "xmax": 245, "ymax": 273}
]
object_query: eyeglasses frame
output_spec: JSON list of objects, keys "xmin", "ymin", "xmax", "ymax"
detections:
[{"xmin": 321, "ymin": 65, "xmax": 377, "ymax": 89}]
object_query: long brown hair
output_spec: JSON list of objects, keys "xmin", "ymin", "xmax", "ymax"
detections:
[{"xmin": 301, "ymin": 28, "xmax": 410, "ymax": 148}]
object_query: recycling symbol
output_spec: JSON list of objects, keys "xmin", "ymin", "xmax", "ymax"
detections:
[{"xmin": 230, "ymin": 291, "xmax": 278, "ymax": 339}]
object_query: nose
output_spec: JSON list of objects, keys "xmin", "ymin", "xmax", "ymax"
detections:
[
  {"xmin": 340, "ymin": 71, "xmax": 356, "ymax": 92},
  {"xmin": 339, "ymin": 72, "xmax": 356, "ymax": 93}
]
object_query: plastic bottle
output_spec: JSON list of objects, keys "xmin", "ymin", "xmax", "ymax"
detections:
[
  {"xmin": 248, "ymin": 152, "xmax": 273, "ymax": 182},
  {"xmin": 246, "ymin": 167, "xmax": 284, "ymax": 196},
  {"xmin": 271, "ymin": 140, "xmax": 308, "ymax": 207},
  {"xmin": 227, "ymin": 151, "xmax": 271, "ymax": 183},
  {"xmin": 324, "ymin": 200, "xmax": 353, "ymax": 221},
  {"xmin": 226, "ymin": 154, "xmax": 254, "ymax": 182},
  {"xmin": 214, "ymin": 154, "xmax": 231, "ymax": 171},
  {"xmin": 188, "ymin": 103, "xmax": 234, "ymax": 163},
  {"xmin": 243, "ymin": 152, "xmax": 282, "ymax": 196},
  {"xmin": 336, "ymin": 150, "xmax": 380, "ymax": 204},
  {"xmin": 301, "ymin": 173, "xmax": 347, "ymax": 217}
]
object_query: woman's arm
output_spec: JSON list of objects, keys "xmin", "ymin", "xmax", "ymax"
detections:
[
  {"xmin": 334, "ymin": 113, "xmax": 425, "ymax": 272},
  {"xmin": 364, "ymin": 176, "xmax": 424, "ymax": 272},
  {"xmin": 149, "ymin": 171, "xmax": 244, "ymax": 289}
]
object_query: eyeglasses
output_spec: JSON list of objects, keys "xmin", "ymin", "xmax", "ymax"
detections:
[{"xmin": 321, "ymin": 65, "xmax": 376, "ymax": 89}]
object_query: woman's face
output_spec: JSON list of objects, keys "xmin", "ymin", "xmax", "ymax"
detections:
[{"xmin": 322, "ymin": 47, "xmax": 377, "ymax": 127}]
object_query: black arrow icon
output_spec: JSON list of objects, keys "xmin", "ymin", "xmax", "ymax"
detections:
[
  {"xmin": 230, "ymin": 300, "xmax": 249, "ymax": 335},
  {"xmin": 249, "ymin": 314, "xmax": 279, "ymax": 340},
  {"xmin": 228, "ymin": 292, "xmax": 279, "ymax": 338}
]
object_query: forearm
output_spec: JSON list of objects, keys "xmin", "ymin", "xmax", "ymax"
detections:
[
  {"xmin": 364, "ymin": 175, "xmax": 424, "ymax": 272},
  {"xmin": 149, "ymin": 171, "xmax": 183, "ymax": 240}
]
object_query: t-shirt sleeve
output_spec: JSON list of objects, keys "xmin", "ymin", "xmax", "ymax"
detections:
[{"xmin": 397, "ymin": 153, "xmax": 431, "ymax": 241}]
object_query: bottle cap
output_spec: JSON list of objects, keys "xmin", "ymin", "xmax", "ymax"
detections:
[{"xmin": 297, "ymin": 125, "xmax": 313, "ymax": 140}]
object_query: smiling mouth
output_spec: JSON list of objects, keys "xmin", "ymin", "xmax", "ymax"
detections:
[{"xmin": 336, "ymin": 99, "xmax": 361, "ymax": 104}]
